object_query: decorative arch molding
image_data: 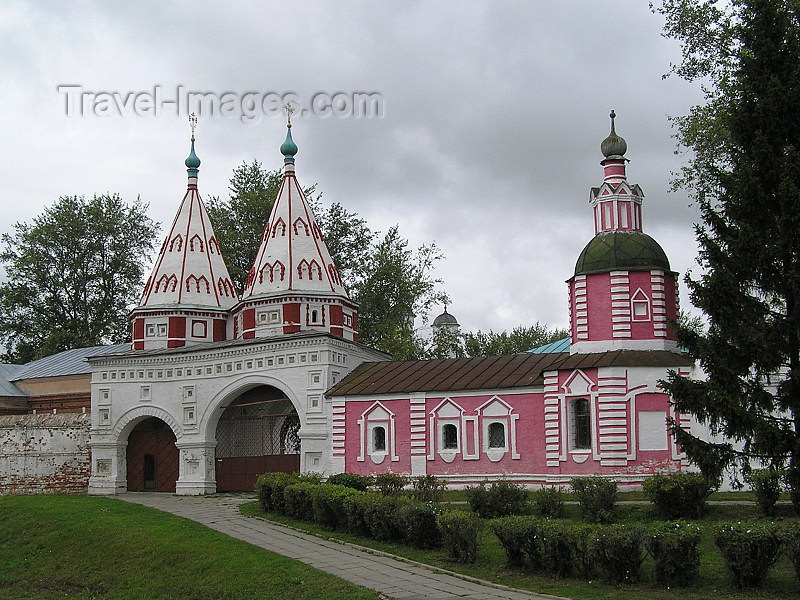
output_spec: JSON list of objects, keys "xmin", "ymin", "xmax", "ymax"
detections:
[
  {"xmin": 476, "ymin": 395, "xmax": 520, "ymax": 462},
  {"xmin": 357, "ymin": 401, "xmax": 399, "ymax": 464},
  {"xmin": 428, "ymin": 398, "xmax": 466, "ymax": 463},
  {"xmin": 200, "ymin": 374, "xmax": 302, "ymax": 439},
  {"xmin": 112, "ymin": 405, "xmax": 183, "ymax": 441}
]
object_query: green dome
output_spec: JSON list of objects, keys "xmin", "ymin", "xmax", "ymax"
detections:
[
  {"xmin": 574, "ymin": 231, "xmax": 670, "ymax": 276},
  {"xmin": 280, "ymin": 126, "xmax": 298, "ymax": 162},
  {"xmin": 185, "ymin": 139, "xmax": 201, "ymax": 170}
]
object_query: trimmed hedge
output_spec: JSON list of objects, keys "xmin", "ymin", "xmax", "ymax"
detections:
[
  {"xmin": 586, "ymin": 524, "xmax": 645, "ymax": 584},
  {"xmin": 571, "ymin": 477, "xmax": 617, "ymax": 523},
  {"xmin": 374, "ymin": 473, "xmax": 409, "ymax": 496},
  {"xmin": 255, "ymin": 472, "xmax": 296, "ymax": 513},
  {"xmin": 642, "ymin": 472, "xmax": 714, "ymax": 519},
  {"xmin": 326, "ymin": 473, "xmax": 373, "ymax": 492},
  {"xmin": 533, "ymin": 486, "xmax": 564, "ymax": 518},
  {"xmin": 465, "ymin": 481, "xmax": 528, "ymax": 519},
  {"xmin": 342, "ymin": 492, "xmax": 380, "ymax": 537},
  {"xmin": 363, "ymin": 494, "xmax": 410, "ymax": 541},
  {"xmin": 489, "ymin": 515, "xmax": 540, "ymax": 568},
  {"xmin": 437, "ymin": 510, "xmax": 482, "ymax": 563},
  {"xmin": 411, "ymin": 475, "xmax": 447, "ymax": 503},
  {"xmin": 645, "ymin": 521, "xmax": 702, "ymax": 587},
  {"xmin": 398, "ymin": 503, "xmax": 441, "ymax": 548},
  {"xmin": 780, "ymin": 521, "xmax": 800, "ymax": 582},
  {"xmin": 311, "ymin": 484, "xmax": 361, "ymax": 530},
  {"xmin": 746, "ymin": 469, "xmax": 784, "ymax": 517},
  {"xmin": 713, "ymin": 521, "xmax": 781, "ymax": 588}
]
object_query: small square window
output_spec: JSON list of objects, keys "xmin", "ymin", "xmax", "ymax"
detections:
[
  {"xmin": 157, "ymin": 324, "xmax": 168, "ymax": 336},
  {"xmin": 146, "ymin": 324, "xmax": 156, "ymax": 337}
]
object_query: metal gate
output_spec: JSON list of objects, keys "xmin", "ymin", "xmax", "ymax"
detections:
[
  {"xmin": 215, "ymin": 390, "xmax": 300, "ymax": 491},
  {"xmin": 126, "ymin": 417, "xmax": 179, "ymax": 492}
]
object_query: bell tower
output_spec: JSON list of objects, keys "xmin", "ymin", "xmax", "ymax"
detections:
[{"xmin": 567, "ymin": 112, "xmax": 679, "ymax": 354}]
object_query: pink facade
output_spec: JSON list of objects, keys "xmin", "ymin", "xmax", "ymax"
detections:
[{"xmin": 337, "ymin": 363, "xmax": 693, "ymax": 488}]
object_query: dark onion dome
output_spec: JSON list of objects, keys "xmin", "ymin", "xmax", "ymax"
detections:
[
  {"xmin": 433, "ymin": 307, "xmax": 459, "ymax": 327},
  {"xmin": 601, "ymin": 109, "xmax": 627, "ymax": 158},
  {"xmin": 574, "ymin": 230, "xmax": 670, "ymax": 276}
]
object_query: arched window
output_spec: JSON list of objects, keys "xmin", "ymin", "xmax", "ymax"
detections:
[
  {"xmin": 572, "ymin": 398, "xmax": 591, "ymax": 450},
  {"xmin": 443, "ymin": 423, "xmax": 458, "ymax": 450},
  {"xmin": 372, "ymin": 426, "xmax": 386, "ymax": 452},
  {"xmin": 488, "ymin": 422, "xmax": 506, "ymax": 449}
]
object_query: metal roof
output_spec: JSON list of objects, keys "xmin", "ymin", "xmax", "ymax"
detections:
[
  {"xmin": 12, "ymin": 344, "xmax": 130, "ymax": 380},
  {"xmin": 0, "ymin": 364, "xmax": 26, "ymax": 396},
  {"xmin": 529, "ymin": 337, "xmax": 571, "ymax": 354},
  {"xmin": 325, "ymin": 350, "xmax": 693, "ymax": 397}
]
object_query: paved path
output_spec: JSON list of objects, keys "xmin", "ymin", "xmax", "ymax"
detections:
[{"xmin": 117, "ymin": 492, "xmax": 563, "ymax": 600}]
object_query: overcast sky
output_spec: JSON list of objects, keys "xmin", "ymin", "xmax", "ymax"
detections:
[{"xmin": 0, "ymin": 0, "xmax": 705, "ymax": 337}]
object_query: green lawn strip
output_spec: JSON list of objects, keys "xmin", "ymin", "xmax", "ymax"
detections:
[
  {"xmin": 240, "ymin": 500, "xmax": 799, "ymax": 600},
  {"xmin": 0, "ymin": 495, "xmax": 380, "ymax": 600}
]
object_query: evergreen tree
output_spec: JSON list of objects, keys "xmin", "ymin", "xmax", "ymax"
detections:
[
  {"xmin": 656, "ymin": 0, "xmax": 800, "ymax": 509},
  {"xmin": 0, "ymin": 194, "xmax": 158, "ymax": 363}
]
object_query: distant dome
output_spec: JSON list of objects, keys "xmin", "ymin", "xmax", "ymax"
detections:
[
  {"xmin": 574, "ymin": 231, "xmax": 670, "ymax": 276},
  {"xmin": 433, "ymin": 308, "xmax": 459, "ymax": 327}
]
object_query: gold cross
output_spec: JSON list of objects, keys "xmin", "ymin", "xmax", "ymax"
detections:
[
  {"xmin": 189, "ymin": 112, "xmax": 197, "ymax": 141},
  {"xmin": 284, "ymin": 102, "xmax": 294, "ymax": 126}
]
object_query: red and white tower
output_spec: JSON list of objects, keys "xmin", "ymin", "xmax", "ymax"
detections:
[
  {"xmin": 232, "ymin": 111, "xmax": 358, "ymax": 340},
  {"xmin": 131, "ymin": 115, "xmax": 238, "ymax": 350},
  {"xmin": 567, "ymin": 112, "xmax": 679, "ymax": 354}
]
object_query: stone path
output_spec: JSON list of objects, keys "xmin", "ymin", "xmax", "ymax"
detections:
[{"xmin": 117, "ymin": 492, "xmax": 564, "ymax": 600}]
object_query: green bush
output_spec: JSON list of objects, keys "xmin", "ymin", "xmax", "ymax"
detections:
[
  {"xmin": 342, "ymin": 492, "xmax": 380, "ymax": 537},
  {"xmin": 533, "ymin": 486, "xmax": 564, "ymax": 518},
  {"xmin": 311, "ymin": 484, "xmax": 361, "ymax": 530},
  {"xmin": 326, "ymin": 473, "xmax": 373, "ymax": 492},
  {"xmin": 465, "ymin": 481, "xmax": 528, "ymax": 519},
  {"xmin": 642, "ymin": 472, "xmax": 714, "ymax": 519},
  {"xmin": 296, "ymin": 471, "xmax": 325, "ymax": 484},
  {"xmin": 437, "ymin": 510, "xmax": 482, "ymax": 563},
  {"xmin": 411, "ymin": 475, "xmax": 447, "ymax": 502},
  {"xmin": 538, "ymin": 520, "xmax": 592, "ymax": 579},
  {"xmin": 363, "ymin": 494, "xmax": 410, "ymax": 541},
  {"xmin": 645, "ymin": 521, "xmax": 702, "ymax": 587},
  {"xmin": 571, "ymin": 477, "xmax": 617, "ymax": 523},
  {"xmin": 255, "ymin": 472, "xmax": 296, "ymax": 513},
  {"xmin": 713, "ymin": 521, "xmax": 781, "ymax": 588},
  {"xmin": 746, "ymin": 469, "xmax": 784, "ymax": 517},
  {"xmin": 283, "ymin": 482, "xmax": 319, "ymax": 521},
  {"xmin": 374, "ymin": 473, "xmax": 409, "ymax": 496},
  {"xmin": 779, "ymin": 521, "xmax": 800, "ymax": 583},
  {"xmin": 398, "ymin": 503, "xmax": 441, "ymax": 548},
  {"xmin": 489, "ymin": 515, "xmax": 540, "ymax": 568},
  {"xmin": 586, "ymin": 524, "xmax": 645, "ymax": 584}
]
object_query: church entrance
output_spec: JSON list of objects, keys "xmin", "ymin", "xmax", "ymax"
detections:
[
  {"xmin": 215, "ymin": 386, "xmax": 301, "ymax": 492},
  {"xmin": 126, "ymin": 417, "xmax": 179, "ymax": 492}
]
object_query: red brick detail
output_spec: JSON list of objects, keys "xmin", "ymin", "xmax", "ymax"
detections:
[
  {"xmin": 213, "ymin": 319, "xmax": 227, "ymax": 341},
  {"xmin": 329, "ymin": 305, "xmax": 343, "ymax": 327},
  {"xmin": 167, "ymin": 317, "xmax": 186, "ymax": 348},
  {"xmin": 283, "ymin": 303, "xmax": 301, "ymax": 333},
  {"xmin": 132, "ymin": 318, "xmax": 144, "ymax": 344}
]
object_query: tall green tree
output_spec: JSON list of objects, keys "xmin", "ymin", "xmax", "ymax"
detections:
[
  {"xmin": 206, "ymin": 160, "xmax": 282, "ymax": 291},
  {"xmin": 462, "ymin": 323, "xmax": 569, "ymax": 357},
  {"xmin": 655, "ymin": 0, "xmax": 800, "ymax": 508},
  {"xmin": 0, "ymin": 194, "xmax": 158, "ymax": 363},
  {"xmin": 351, "ymin": 226, "xmax": 447, "ymax": 360}
]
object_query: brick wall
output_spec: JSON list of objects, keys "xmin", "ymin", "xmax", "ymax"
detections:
[{"xmin": 0, "ymin": 413, "xmax": 90, "ymax": 494}]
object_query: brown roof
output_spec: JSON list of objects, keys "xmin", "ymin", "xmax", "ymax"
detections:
[{"xmin": 326, "ymin": 350, "xmax": 693, "ymax": 397}]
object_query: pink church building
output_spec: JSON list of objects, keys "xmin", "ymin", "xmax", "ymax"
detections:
[
  {"xmin": 77, "ymin": 111, "xmax": 697, "ymax": 495},
  {"xmin": 326, "ymin": 112, "xmax": 695, "ymax": 487}
]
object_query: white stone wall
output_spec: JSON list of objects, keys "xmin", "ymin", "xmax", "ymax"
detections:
[
  {"xmin": 0, "ymin": 413, "xmax": 91, "ymax": 494},
  {"xmin": 88, "ymin": 334, "xmax": 386, "ymax": 494}
]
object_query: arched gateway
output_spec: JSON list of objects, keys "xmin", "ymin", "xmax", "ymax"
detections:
[{"xmin": 215, "ymin": 385, "xmax": 301, "ymax": 491}]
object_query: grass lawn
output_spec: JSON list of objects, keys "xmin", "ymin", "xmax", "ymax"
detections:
[
  {"xmin": 0, "ymin": 495, "xmax": 380, "ymax": 600},
  {"xmin": 240, "ymin": 496, "xmax": 800, "ymax": 600}
]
